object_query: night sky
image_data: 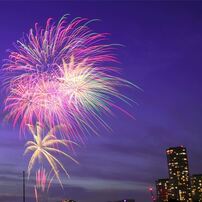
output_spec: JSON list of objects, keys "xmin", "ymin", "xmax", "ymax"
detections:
[{"xmin": 0, "ymin": 1, "xmax": 202, "ymax": 202}]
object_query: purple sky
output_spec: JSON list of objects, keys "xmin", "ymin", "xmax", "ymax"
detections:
[{"xmin": 0, "ymin": 1, "xmax": 202, "ymax": 202}]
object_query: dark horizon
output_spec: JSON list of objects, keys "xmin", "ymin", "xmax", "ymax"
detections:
[{"xmin": 0, "ymin": 1, "xmax": 202, "ymax": 202}]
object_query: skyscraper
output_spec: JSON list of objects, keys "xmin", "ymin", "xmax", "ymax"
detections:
[
  {"xmin": 166, "ymin": 146, "xmax": 192, "ymax": 202},
  {"xmin": 156, "ymin": 178, "xmax": 169, "ymax": 202},
  {"xmin": 191, "ymin": 174, "xmax": 202, "ymax": 202}
]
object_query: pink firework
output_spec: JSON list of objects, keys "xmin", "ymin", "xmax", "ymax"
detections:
[
  {"xmin": 35, "ymin": 168, "xmax": 54, "ymax": 202},
  {"xmin": 4, "ymin": 16, "xmax": 115, "ymax": 73},
  {"xmin": 36, "ymin": 168, "xmax": 47, "ymax": 192},
  {"xmin": 3, "ymin": 15, "xmax": 135, "ymax": 134}
]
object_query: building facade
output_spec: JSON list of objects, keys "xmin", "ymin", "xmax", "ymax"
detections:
[
  {"xmin": 166, "ymin": 146, "xmax": 192, "ymax": 202},
  {"xmin": 156, "ymin": 178, "xmax": 169, "ymax": 202},
  {"xmin": 191, "ymin": 174, "xmax": 202, "ymax": 202}
]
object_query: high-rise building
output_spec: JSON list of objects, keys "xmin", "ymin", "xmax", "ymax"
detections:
[
  {"xmin": 191, "ymin": 174, "xmax": 202, "ymax": 202},
  {"xmin": 166, "ymin": 146, "xmax": 192, "ymax": 202},
  {"xmin": 156, "ymin": 178, "xmax": 169, "ymax": 202}
]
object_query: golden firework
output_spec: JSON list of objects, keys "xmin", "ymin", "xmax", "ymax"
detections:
[{"xmin": 24, "ymin": 122, "xmax": 78, "ymax": 186}]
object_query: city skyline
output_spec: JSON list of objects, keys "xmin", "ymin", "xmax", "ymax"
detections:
[
  {"xmin": 0, "ymin": 1, "xmax": 202, "ymax": 202},
  {"xmin": 156, "ymin": 146, "xmax": 202, "ymax": 202}
]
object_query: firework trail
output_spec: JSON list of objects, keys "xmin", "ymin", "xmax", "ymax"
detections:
[
  {"xmin": 3, "ymin": 15, "xmax": 135, "ymax": 134},
  {"xmin": 24, "ymin": 122, "xmax": 78, "ymax": 186},
  {"xmin": 36, "ymin": 168, "xmax": 48, "ymax": 192},
  {"xmin": 35, "ymin": 167, "xmax": 56, "ymax": 202},
  {"xmin": 35, "ymin": 168, "xmax": 46, "ymax": 202}
]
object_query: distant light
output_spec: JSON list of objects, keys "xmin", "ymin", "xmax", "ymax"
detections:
[
  {"xmin": 167, "ymin": 150, "xmax": 173, "ymax": 154},
  {"xmin": 149, "ymin": 187, "xmax": 153, "ymax": 191}
]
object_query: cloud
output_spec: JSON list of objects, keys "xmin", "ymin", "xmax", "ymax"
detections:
[{"xmin": 63, "ymin": 177, "xmax": 147, "ymax": 192}]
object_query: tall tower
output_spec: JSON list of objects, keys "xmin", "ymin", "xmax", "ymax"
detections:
[{"xmin": 166, "ymin": 146, "xmax": 192, "ymax": 201}]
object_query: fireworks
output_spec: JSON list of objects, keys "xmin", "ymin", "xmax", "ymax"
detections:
[
  {"xmin": 24, "ymin": 122, "xmax": 78, "ymax": 186},
  {"xmin": 2, "ymin": 15, "xmax": 135, "ymax": 200},
  {"xmin": 36, "ymin": 168, "xmax": 47, "ymax": 192},
  {"xmin": 3, "ymin": 15, "xmax": 134, "ymax": 133},
  {"xmin": 35, "ymin": 167, "xmax": 56, "ymax": 201}
]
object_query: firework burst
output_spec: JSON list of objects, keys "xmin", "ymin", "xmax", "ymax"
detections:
[
  {"xmin": 34, "ymin": 167, "xmax": 56, "ymax": 202},
  {"xmin": 36, "ymin": 168, "xmax": 48, "ymax": 192},
  {"xmin": 2, "ymin": 15, "xmax": 136, "ymax": 201},
  {"xmin": 3, "ymin": 15, "xmax": 135, "ymax": 133},
  {"xmin": 24, "ymin": 122, "xmax": 78, "ymax": 186}
]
